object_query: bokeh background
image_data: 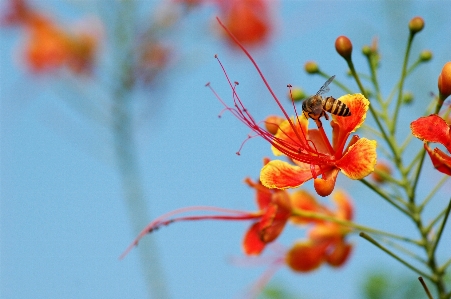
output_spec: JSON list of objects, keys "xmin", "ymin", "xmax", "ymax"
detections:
[{"xmin": 1, "ymin": 1, "xmax": 450, "ymax": 298}]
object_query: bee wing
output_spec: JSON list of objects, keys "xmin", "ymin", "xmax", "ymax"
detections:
[{"xmin": 316, "ymin": 75, "xmax": 335, "ymax": 95}]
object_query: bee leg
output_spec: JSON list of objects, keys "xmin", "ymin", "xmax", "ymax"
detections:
[
  {"xmin": 314, "ymin": 119, "xmax": 323, "ymax": 129},
  {"xmin": 322, "ymin": 111, "xmax": 329, "ymax": 121}
]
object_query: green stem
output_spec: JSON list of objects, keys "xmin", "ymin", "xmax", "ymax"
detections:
[
  {"xmin": 113, "ymin": 1, "xmax": 169, "ymax": 298},
  {"xmin": 420, "ymin": 176, "xmax": 450, "ymax": 211},
  {"xmin": 392, "ymin": 33, "xmax": 414, "ymax": 135},
  {"xmin": 359, "ymin": 232, "xmax": 433, "ymax": 280},
  {"xmin": 291, "ymin": 209, "xmax": 419, "ymax": 244},
  {"xmin": 430, "ymin": 197, "xmax": 451, "ymax": 256},
  {"xmin": 439, "ymin": 258, "xmax": 451, "ymax": 273},
  {"xmin": 346, "ymin": 59, "xmax": 400, "ymax": 166},
  {"xmin": 360, "ymin": 179, "xmax": 410, "ymax": 217},
  {"xmin": 419, "ymin": 277, "xmax": 434, "ymax": 299},
  {"xmin": 318, "ymin": 71, "xmax": 353, "ymax": 94}
]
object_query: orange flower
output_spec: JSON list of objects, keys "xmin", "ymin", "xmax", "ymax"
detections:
[
  {"xmin": 287, "ymin": 190, "xmax": 354, "ymax": 272},
  {"xmin": 211, "ymin": 20, "xmax": 376, "ymax": 197},
  {"xmin": 243, "ymin": 175, "xmax": 291, "ymax": 255},
  {"xmin": 411, "ymin": 114, "xmax": 451, "ymax": 175},
  {"xmin": 260, "ymin": 93, "xmax": 377, "ymax": 196},
  {"xmin": 217, "ymin": 0, "xmax": 271, "ymax": 47},
  {"xmin": 244, "ymin": 190, "xmax": 354, "ymax": 297},
  {"xmin": 2, "ymin": 0, "xmax": 99, "ymax": 73},
  {"xmin": 120, "ymin": 161, "xmax": 292, "ymax": 259}
]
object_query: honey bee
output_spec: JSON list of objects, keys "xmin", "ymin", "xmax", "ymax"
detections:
[{"xmin": 302, "ymin": 75, "xmax": 351, "ymax": 125}]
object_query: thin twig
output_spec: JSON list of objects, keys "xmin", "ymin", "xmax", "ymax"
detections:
[
  {"xmin": 359, "ymin": 232, "xmax": 433, "ymax": 280},
  {"xmin": 418, "ymin": 277, "xmax": 434, "ymax": 299}
]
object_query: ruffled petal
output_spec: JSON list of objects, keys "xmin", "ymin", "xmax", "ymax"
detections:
[
  {"xmin": 260, "ymin": 160, "xmax": 313, "ymax": 189},
  {"xmin": 243, "ymin": 222, "xmax": 266, "ymax": 256},
  {"xmin": 425, "ymin": 144, "xmax": 451, "ymax": 176},
  {"xmin": 411, "ymin": 115, "xmax": 451, "ymax": 152},
  {"xmin": 285, "ymin": 240, "xmax": 326, "ymax": 272},
  {"xmin": 336, "ymin": 138, "xmax": 377, "ymax": 180},
  {"xmin": 272, "ymin": 116, "xmax": 309, "ymax": 156},
  {"xmin": 332, "ymin": 93, "xmax": 370, "ymax": 134}
]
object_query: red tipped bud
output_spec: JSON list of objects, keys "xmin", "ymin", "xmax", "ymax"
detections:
[
  {"xmin": 438, "ymin": 62, "xmax": 451, "ymax": 99},
  {"xmin": 304, "ymin": 61, "xmax": 319, "ymax": 74},
  {"xmin": 335, "ymin": 36, "xmax": 352, "ymax": 60},
  {"xmin": 409, "ymin": 16, "xmax": 424, "ymax": 34},
  {"xmin": 264, "ymin": 115, "xmax": 284, "ymax": 135}
]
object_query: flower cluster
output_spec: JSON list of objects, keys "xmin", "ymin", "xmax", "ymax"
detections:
[
  {"xmin": 2, "ymin": 0, "xmax": 100, "ymax": 74},
  {"xmin": 121, "ymin": 159, "xmax": 354, "ymax": 281}
]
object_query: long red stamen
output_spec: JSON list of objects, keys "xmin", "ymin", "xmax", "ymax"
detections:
[
  {"xmin": 216, "ymin": 17, "xmax": 306, "ymax": 148},
  {"xmin": 119, "ymin": 206, "xmax": 260, "ymax": 260},
  {"xmin": 209, "ymin": 59, "xmax": 331, "ymax": 165}
]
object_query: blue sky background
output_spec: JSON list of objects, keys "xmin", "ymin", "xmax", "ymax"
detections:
[{"xmin": 1, "ymin": 1, "xmax": 451, "ymax": 298}]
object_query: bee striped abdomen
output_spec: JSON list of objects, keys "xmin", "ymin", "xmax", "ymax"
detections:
[{"xmin": 323, "ymin": 96, "xmax": 351, "ymax": 117}]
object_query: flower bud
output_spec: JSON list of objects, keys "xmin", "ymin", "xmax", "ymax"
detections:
[
  {"xmin": 371, "ymin": 162, "xmax": 392, "ymax": 184},
  {"xmin": 419, "ymin": 50, "xmax": 432, "ymax": 62},
  {"xmin": 409, "ymin": 16, "xmax": 424, "ymax": 34},
  {"xmin": 264, "ymin": 115, "xmax": 284, "ymax": 135},
  {"xmin": 438, "ymin": 62, "xmax": 451, "ymax": 99},
  {"xmin": 335, "ymin": 36, "xmax": 353, "ymax": 60},
  {"xmin": 362, "ymin": 45, "xmax": 371, "ymax": 57},
  {"xmin": 402, "ymin": 91, "xmax": 414, "ymax": 105},
  {"xmin": 289, "ymin": 87, "xmax": 306, "ymax": 102},
  {"xmin": 304, "ymin": 61, "xmax": 319, "ymax": 74}
]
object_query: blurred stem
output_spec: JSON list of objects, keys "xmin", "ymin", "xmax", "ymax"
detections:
[
  {"xmin": 345, "ymin": 58, "xmax": 399, "ymax": 165},
  {"xmin": 113, "ymin": 1, "xmax": 169, "ymax": 298},
  {"xmin": 359, "ymin": 179, "xmax": 410, "ymax": 217},
  {"xmin": 359, "ymin": 232, "xmax": 432, "ymax": 280},
  {"xmin": 419, "ymin": 277, "xmax": 434, "ymax": 299},
  {"xmin": 430, "ymin": 197, "xmax": 451, "ymax": 256},
  {"xmin": 392, "ymin": 33, "xmax": 414, "ymax": 135},
  {"xmin": 419, "ymin": 176, "xmax": 450, "ymax": 211},
  {"xmin": 291, "ymin": 209, "xmax": 419, "ymax": 244}
]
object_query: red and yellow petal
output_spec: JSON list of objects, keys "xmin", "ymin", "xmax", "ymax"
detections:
[
  {"xmin": 260, "ymin": 160, "xmax": 313, "ymax": 189},
  {"xmin": 411, "ymin": 115, "xmax": 451, "ymax": 152},
  {"xmin": 272, "ymin": 116, "xmax": 309, "ymax": 156},
  {"xmin": 285, "ymin": 240, "xmax": 326, "ymax": 272},
  {"xmin": 425, "ymin": 144, "xmax": 451, "ymax": 176},
  {"xmin": 336, "ymin": 138, "xmax": 377, "ymax": 180},
  {"xmin": 332, "ymin": 93, "xmax": 370, "ymax": 134},
  {"xmin": 243, "ymin": 222, "xmax": 266, "ymax": 255}
]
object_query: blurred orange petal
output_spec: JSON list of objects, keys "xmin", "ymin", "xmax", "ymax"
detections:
[
  {"xmin": 326, "ymin": 240, "xmax": 353, "ymax": 267},
  {"xmin": 243, "ymin": 222, "xmax": 266, "ymax": 255}
]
